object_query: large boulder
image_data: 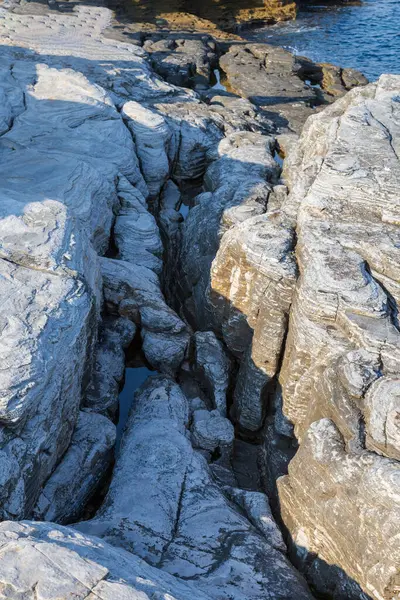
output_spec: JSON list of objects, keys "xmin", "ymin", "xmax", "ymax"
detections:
[{"xmin": 220, "ymin": 43, "xmax": 368, "ymax": 133}]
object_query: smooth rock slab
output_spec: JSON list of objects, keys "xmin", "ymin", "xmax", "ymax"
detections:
[{"xmin": 0, "ymin": 520, "xmax": 212, "ymax": 600}]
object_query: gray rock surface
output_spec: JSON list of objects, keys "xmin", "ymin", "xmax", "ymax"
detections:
[
  {"xmin": 101, "ymin": 258, "xmax": 189, "ymax": 374},
  {"xmin": 0, "ymin": 520, "xmax": 212, "ymax": 600},
  {"xmin": 0, "ymin": 5, "xmax": 397, "ymax": 600},
  {"xmin": 220, "ymin": 43, "xmax": 368, "ymax": 133},
  {"xmin": 191, "ymin": 408, "xmax": 234, "ymax": 456},
  {"xmin": 179, "ymin": 130, "xmax": 279, "ymax": 329},
  {"xmin": 276, "ymin": 75, "xmax": 400, "ymax": 599},
  {"xmin": 193, "ymin": 330, "xmax": 231, "ymax": 415},
  {"xmin": 84, "ymin": 316, "xmax": 136, "ymax": 417},
  {"xmin": 33, "ymin": 411, "xmax": 116, "ymax": 524},
  {"xmin": 143, "ymin": 35, "xmax": 217, "ymax": 89},
  {"xmin": 0, "ymin": 56, "xmax": 138, "ymax": 519},
  {"xmin": 76, "ymin": 376, "xmax": 313, "ymax": 600},
  {"xmin": 0, "ymin": 5, "xmax": 176, "ymax": 520}
]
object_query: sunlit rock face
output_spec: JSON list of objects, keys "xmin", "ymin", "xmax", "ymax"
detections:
[
  {"xmin": 277, "ymin": 75, "xmax": 400, "ymax": 600},
  {"xmin": 110, "ymin": 0, "xmax": 297, "ymax": 34}
]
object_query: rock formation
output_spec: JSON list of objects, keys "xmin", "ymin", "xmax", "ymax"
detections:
[
  {"xmin": 0, "ymin": 2, "xmax": 397, "ymax": 600},
  {"xmin": 106, "ymin": 0, "xmax": 297, "ymax": 39},
  {"xmin": 276, "ymin": 75, "xmax": 400, "ymax": 600},
  {"xmin": 0, "ymin": 520, "xmax": 213, "ymax": 599},
  {"xmin": 76, "ymin": 375, "xmax": 312, "ymax": 600}
]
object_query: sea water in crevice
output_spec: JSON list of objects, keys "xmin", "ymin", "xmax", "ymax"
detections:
[
  {"xmin": 117, "ymin": 367, "xmax": 154, "ymax": 451},
  {"xmin": 249, "ymin": 0, "xmax": 400, "ymax": 81}
]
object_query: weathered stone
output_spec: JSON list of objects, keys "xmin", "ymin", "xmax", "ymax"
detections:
[
  {"xmin": 101, "ymin": 258, "xmax": 189, "ymax": 374},
  {"xmin": 114, "ymin": 176, "xmax": 163, "ymax": 274},
  {"xmin": 0, "ymin": 520, "xmax": 212, "ymax": 600},
  {"xmin": 76, "ymin": 375, "xmax": 313, "ymax": 600},
  {"xmin": 278, "ymin": 419, "xmax": 400, "ymax": 600},
  {"xmin": 33, "ymin": 411, "xmax": 116, "ymax": 524},
  {"xmin": 210, "ymin": 212, "xmax": 297, "ymax": 431},
  {"xmin": 191, "ymin": 408, "xmax": 234, "ymax": 455},
  {"xmin": 220, "ymin": 43, "xmax": 368, "ymax": 133},
  {"xmin": 84, "ymin": 317, "xmax": 136, "ymax": 417},
  {"xmin": 122, "ymin": 101, "xmax": 172, "ymax": 205},
  {"xmin": 206, "ymin": 93, "xmax": 275, "ymax": 134},
  {"xmin": 223, "ymin": 486, "xmax": 286, "ymax": 552},
  {"xmin": 144, "ymin": 35, "xmax": 217, "ymax": 88},
  {"xmin": 193, "ymin": 331, "xmax": 231, "ymax": 415},
  {"xmin": 277, "ymin": 75, "xmax": 400, "ymax": 599},
  {"xmin": 105, "ymin": 0, "xmax": 297, "ymax": 39},
  {"xmin": 0, "ymin": 261, "xmax": 94, "ymax": 519},
  {"xmin": 179, "ymin": 130, "xmax": 278, "ymax": 330}
]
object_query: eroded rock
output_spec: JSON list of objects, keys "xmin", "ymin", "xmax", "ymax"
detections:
[
  {"xmin": 277, "ymin": 75, "xmax": 400, "ymax": 599},
  {"xmin": 76, "ymin": 375, "xmax": 313, "ymax": 600},
  {"xmin": 101, "ymin": 258, "xmax": 189, "ymax": 374},
  {"xmin": 193, "ymin": 331, "xmax": 232, "ymax": 415},
  {"xmin": 33, "ymin": 411, "xmax": 116, "ymax": 524},
  {"xmin": 0, "ymin": 520, "xmax": 212, "ymax": 600},
  {"xmin": 220, "ymin": 43, "xmax": 368, "ymax": 133}
]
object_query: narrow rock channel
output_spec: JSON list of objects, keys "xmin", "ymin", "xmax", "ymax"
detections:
[{"xmin": 0, "ymin": 2, "xmax": 398, "ymax": 600}]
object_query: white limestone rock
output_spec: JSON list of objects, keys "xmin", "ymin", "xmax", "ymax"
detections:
[
  {"xmin": 193, "ymin": 331, "xmax": 231, "ymax": 416},
  {"xmin": 33, "ymin": 411, "xmax": 116, "ymax": 524},
  {"xmin": 0, "ymin": 19, "xmax": 154, "ymax": 520},
  {"xmin": 122, "ymin": 101, "xmax": 172, "ymax": 204},
  {"xmin": 0, "ymin": 520, "xmax": 212, "ymax": 600},
  {"xmin": 76, "ymin": 376, "xmax": 313, "ymax": 600},
  {"xmin": 0, "ymin": 260, "xmax": 94, "ymax": 519}
]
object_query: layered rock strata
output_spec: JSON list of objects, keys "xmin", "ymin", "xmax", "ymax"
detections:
[
  {"xmin": 0, "ymin": 3, "xmax": 397, "ymax": 600},
  {"xmin": 0, "ymin": 4, "xmax": 313, "ymax": 600},
  {"xmin": 276, "ymin": 75, "xmax": 400, "ymax": 600}
]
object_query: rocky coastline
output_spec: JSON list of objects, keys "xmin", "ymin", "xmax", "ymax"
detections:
[{"xmin": 0, "ymin": 1, "xmax": 397, "ymax": 599}]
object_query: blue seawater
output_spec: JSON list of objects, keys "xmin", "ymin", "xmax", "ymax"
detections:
[{"xmin": 249, "ymin": 0, "xmax": 400, "ymax": 81}]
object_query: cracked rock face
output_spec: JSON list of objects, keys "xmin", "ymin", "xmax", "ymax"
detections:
[
  {"xmin": 76, "ymin": 375, "xmax": 313, "ymax": 600},
  {"xmin": 193, "ymin": 331, "xmax": 232, "ymax": 416},
  {"xmin": 277, "ymin": 75, "xmax": 400, "ymax": 600},
  {"xmin": 0, "ymin": 520, "xmax": 212, "ymax": 600},
  {"xmin": 0, "ymin": 2, "xmax": 397, "ymax": 599},
  {"xmin": 220, "ymin": 43, "xmax": 368, "ymax": 133},
  {"xmin": 32, "ymin": 411, "xmax": 116, "ymax": 525}
]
